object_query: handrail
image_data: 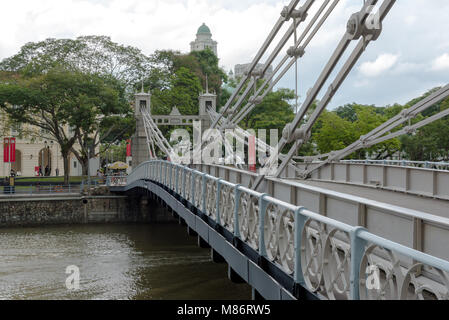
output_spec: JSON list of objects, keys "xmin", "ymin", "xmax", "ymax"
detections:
[
  {"xmin": 123, "ymin": 160, "xmax": 449, "ymax": 300},
  {"xmin": 340, "ymin": 159, "xmax": 449, "ymax": 171}
]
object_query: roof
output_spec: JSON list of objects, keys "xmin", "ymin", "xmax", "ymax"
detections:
[{"xmin": 197, "ymin": 23, "xmax": 211, "ymax": 35}]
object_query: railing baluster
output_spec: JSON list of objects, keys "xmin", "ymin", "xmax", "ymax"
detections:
[
  {"xmin": 216, "ymin": 179, "xmax": 222, "ymax": 225},
  {"xmin": 234, "ymin": 185, "xmax": 242, "ymax": 239},
  {"xmin": 258, "ymin": 194, "xmax": 269, "ymax": 258},
  {"xmin": 202, "ymin": 174, "xmax": 207, "ymax": 213},
  {"xmin": 294, "ymin": 207, "xmax": 306, "ymax": 286},
  {"xmin": 350, "ymin": 227, "xmax": 368, "ymax": 300}
]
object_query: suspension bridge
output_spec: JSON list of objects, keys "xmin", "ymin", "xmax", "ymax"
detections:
[{"xmin": 108, "ymin": 0, "xmax": 449, "ymax": 300}]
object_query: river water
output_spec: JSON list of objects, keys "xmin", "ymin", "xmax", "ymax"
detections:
[{"xmin": 0, "ymin": 223, "xmax": 251, "ymax": 300}]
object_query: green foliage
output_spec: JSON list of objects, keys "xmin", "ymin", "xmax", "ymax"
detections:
[
  {"xmin": 145, "ymin": 49, "xmax": 228, "ymax": 117},
  {"xmin": 0, "ymin": 36, "xmax": 152, "ymax": 92},
  {"xmin": 312, "ymin": 104, "xmax": 401, "ymax": 159},
  {"xmin": 399, "ymin": 91, "xmax": 449, "ymax": 161},
  {"xmin": 0, "ymin": 68, "xmax": 126, "ymax": 183},
  {"xmin": 100, "ymin": 140, "xmax": 127, "ymax": 166},
  {"xmin": 0, "ymin": 36, "xmax": 140, "ymax": 176},
  {"xmin": 241, "ymin": 88, "xmax": 295, "ymax": 133},
  {"xmin": 190, "ymin": 48, "xmax": 228, "ymax": 95},
  {"xmin": 314, "ymin": 111, "xmax": 356, "ymax": 153}
]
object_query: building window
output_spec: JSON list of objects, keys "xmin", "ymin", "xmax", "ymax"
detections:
[{"xmin": 73, "ymin": 161, "xmax": 77, "ymax": 168}]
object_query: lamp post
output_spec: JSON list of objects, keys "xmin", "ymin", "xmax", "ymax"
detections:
[
  {"xmin": 88, "ymin": 143, "xmax": 91, "ymax": 193},
  {"xmin": 50, "ymin": 140, "xmax": 54, "ymax": 176},
  {"xmin": 55, "ymin": 142, "xmax": 59, "ymax": 176},
  {"xmin": 84, "ymin": 139, "xmax": 91, "ymax": 195}
]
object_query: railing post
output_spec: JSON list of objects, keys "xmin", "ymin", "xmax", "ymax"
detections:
[
  {"xmin": 191, "ymin": 172, "xmax": 196, "ymax": 205},
  {"xmin": 294, "ymin": 207, "xmax": 306, "ymax": 286},
  {"xmin": 182, "ymin": 167, "xmax": 186, "ymax": 198},
  {"xmin": 216, "ymin": 179, "xmax": 223, "ymax": 225},
  {"xmin": 350, "ymin": 227, "xmax": 367, "ymax": 300},
  {"xmin": 258, "ymin": 194, "xmax": 269, "ymax": 258},
  {"xmin": 152, "ymin": 162, "xmax": 155, "ymax": 179},
  {"xmin": 159, "ymin": 161, "xmax": 162, "ymax": 181},
  {"xmin": 202, "ymin": 174, "xmax": 207, "ymax": 213},
  {"xmin": 169, "ymin": 163, "xmax": 173, "ymax": 189},
  {"xmin": 175, "ymin": 165, "xmax": 179, "ymax": 194},
  {"xmin": 233, "ymin": 185, "xmax": 242, "ymax": 239}
]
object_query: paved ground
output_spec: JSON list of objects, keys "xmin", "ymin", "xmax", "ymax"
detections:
[{"xmin": 297, "ymin": 180, "xmax": 449, "ymax": 219}]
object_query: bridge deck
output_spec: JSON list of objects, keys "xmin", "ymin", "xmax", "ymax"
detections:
[{"xmin": 295, "ymin": 180, "xmax": 449, "ymax": 219}]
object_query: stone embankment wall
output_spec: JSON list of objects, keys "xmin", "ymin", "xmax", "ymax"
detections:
[{"xmin": 0, "ymin": 193, "xmax": 175, "ymax": 228}]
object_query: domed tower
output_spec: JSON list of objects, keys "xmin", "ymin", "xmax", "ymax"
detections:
[{"xmin": 190, "ymin": 23, "xmax": 218, "ymax": 56}]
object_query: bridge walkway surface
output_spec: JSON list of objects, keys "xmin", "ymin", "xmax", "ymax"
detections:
[{"xmin": 293, "ymin": 180, "xmax": 449, "ymax": 219}]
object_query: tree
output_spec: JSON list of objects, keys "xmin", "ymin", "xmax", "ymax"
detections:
[
  {"xmin": 69, "ymin": 75, "xmax": 133, "ymax": 175},
  {"xmin": 146, "ymin": 49, "xmax": 228, "ymax": 114},
  {"xmin": 0, "ymin": 36, "xmax": 146, "ymax": 175},
  {"xmin": 190, "ymin": 48, "xmax": 228, "ymax": 101},
  {"xmin": 313, "ymin": 111, "xmax": 356, "ymax": 154},
  {"xmin": 399, "ymin": 91, "xmax": 449, "ymax": 161},
  {"xmin": 241, "ymin": 89, "xmax": 295, "ymax": 131},
  {"xmin": 0, "ymin": 36, "xmax": 152, "ymax": 93},
  {"xmin": 312, "ymin": 105, "xmax": 401, "ymax": 159},
  {"xmin": 0, "ymin": 68, "xmax": 126, "ymax": 184}
]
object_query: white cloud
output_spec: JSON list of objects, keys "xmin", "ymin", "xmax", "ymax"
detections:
[
  {"xmin": 432, "ymin": 53, "xmax": 449, "ymax": 71},
  {"xmin": 404, "ymin": 15, "xmax": 417, "ymax": 26},
  {"xmin": 358, "ymin": 54, "xmax": 399, "ymax": 77},
  {"xmin": 0, "ymin": 0, "xmax": 449, "ymax": 107},
  {"xmin": 391, "ymin": 62, "xmax": 424, "ymax": 75}
]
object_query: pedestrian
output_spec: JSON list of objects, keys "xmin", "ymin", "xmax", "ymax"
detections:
[{"xmin": 56, "ymin": 168, "xmax": 59, "ymax": 177}]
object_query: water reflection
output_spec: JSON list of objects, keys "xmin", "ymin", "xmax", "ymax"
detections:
[{"xmin": 0, "ymin": 224, "xmax": 251, "ymax": 300}]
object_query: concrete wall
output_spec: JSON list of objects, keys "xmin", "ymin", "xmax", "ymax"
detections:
[{"xmin": 0, "ymin": 194, "xmax": 175, "ymax": 228}]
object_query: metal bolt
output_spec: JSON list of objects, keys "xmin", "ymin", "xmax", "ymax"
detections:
[{"xmin": 347, "ymin": 18, "xmax": 357, "ymax": 35}]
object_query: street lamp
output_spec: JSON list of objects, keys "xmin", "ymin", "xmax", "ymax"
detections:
[
  {"xmin": 50, "ymin": 141, "xmax": 54, "ymax": 176},
  {"xmin": 55, "ymin": 142, "xmax": 59, "ymax": 176}
]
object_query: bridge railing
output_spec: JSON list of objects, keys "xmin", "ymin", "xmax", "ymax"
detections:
[
  {"xmin": 106, "ymin": 175, "xmax": 127, "ymax": 187},
  {"xmin": 295, "ymin": 160, "xmax": 449, "ymax": 200},
  {"xmin": 125, "ymin": 160, "xmax": 449, "ymax": 300},
  {"xmin": 341, "ymin": 159, "xmax": 449, "ymax": 171}
]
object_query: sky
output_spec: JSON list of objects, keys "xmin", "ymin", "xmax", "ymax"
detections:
[{"xmin": 0, "ymin": 0, "xmax": 448, "ymax": 109}]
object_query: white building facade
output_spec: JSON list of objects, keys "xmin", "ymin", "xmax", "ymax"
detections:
[
  {"xmin": 1, "ymin": 112, "xmax": 99, "ymax": 177},
  {"xmin": 190, "ymin": 23, "xmax": 218, "ymax": 56},
  {"xmin": 234, "ymin": 63, "xmax": 274, "ymax": 82}
]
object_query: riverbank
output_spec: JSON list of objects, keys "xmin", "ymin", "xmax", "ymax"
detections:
[{"xmin": 0, "ymin": 193, "xmax": 175, "ymax": 228}]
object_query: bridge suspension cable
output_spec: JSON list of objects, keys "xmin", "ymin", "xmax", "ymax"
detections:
[
  {"xmin": 195, "ymin": 0, "xmax": 340, "ymax": 173},
  {"xmin": 140, "ymin": 103, "xmax": 177, "ymax": 161},
  {"xmin": 230, "ymin": 0, "xmax": 338, "ymax": 126},
  {"xmin": 210, "ymin": 0, "xmax": 302, "ymax": 129},
  {"xmin": 297, "ymin": 83, "xmax": 449, "ymax": 177},
  {"xmin": 252, "ymin": 0, "xmax": 397, "ymax": 190}
]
